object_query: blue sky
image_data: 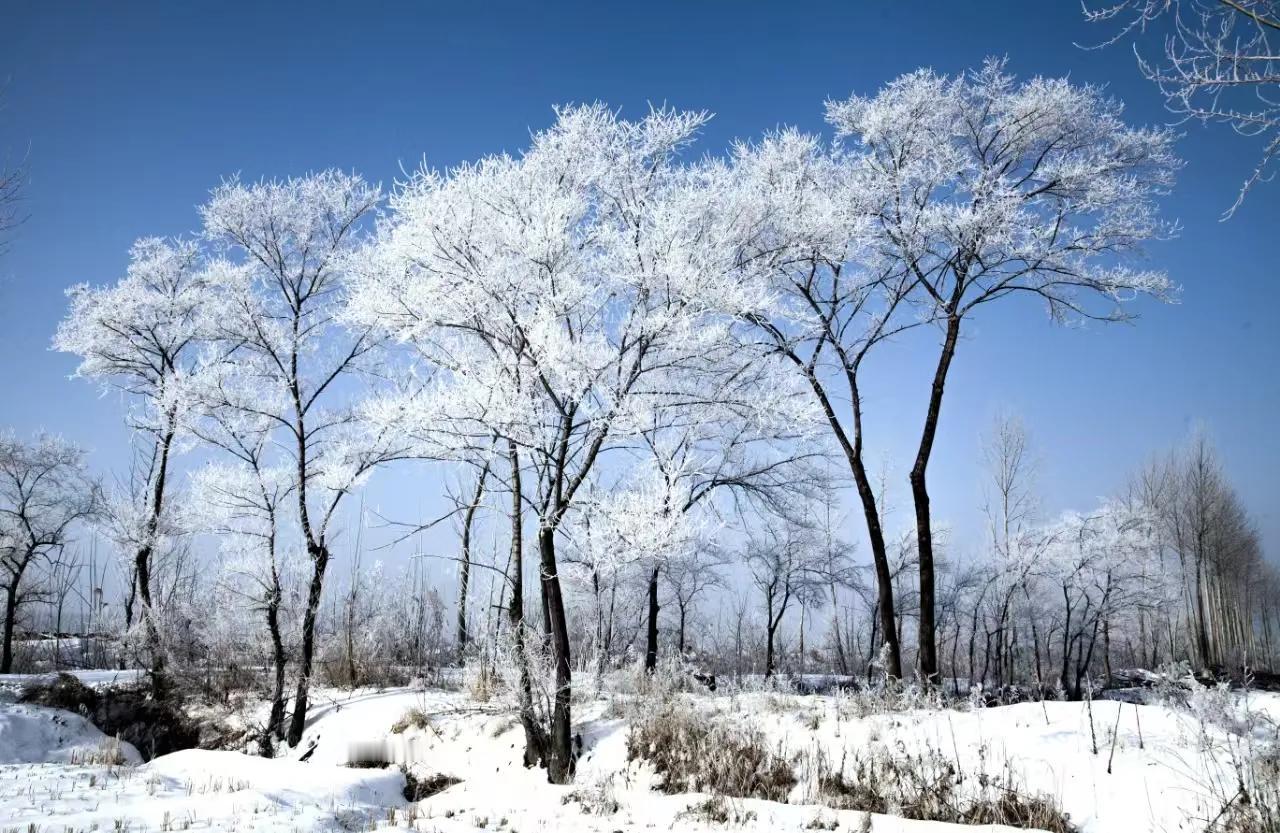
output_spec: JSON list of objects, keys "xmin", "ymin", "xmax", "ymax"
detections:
[{"xmin": 0, "ymin": 0, "xmax": 1276, "ymax": 569}]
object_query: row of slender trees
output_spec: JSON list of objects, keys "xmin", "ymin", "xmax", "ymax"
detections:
[
  {"xmin": 2, "ymin": 423, "xmax": 1277, "ymax": 784},
  {"xmin": 2, "ymin": 60, "xmax": 1270, "ymax": 784},
  {"xmin": 6, "ymin": 420, "xmax": 1274, "ymax": 696}
]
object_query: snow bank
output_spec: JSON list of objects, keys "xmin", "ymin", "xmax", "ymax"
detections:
[
  {"xmin": 0, "ymin": 702, "xmax": 141, "ymax": 764},
  {"xmin": 0, "ymin": 746, "xmax": 404, "ymax": 832},
  {"xmin": 0, "ymin": 682, "xmax": 1273, "ymax": 832},
  {"xmin": 146, "ymin": 748, "xmax": 406, "ymax": 808}
]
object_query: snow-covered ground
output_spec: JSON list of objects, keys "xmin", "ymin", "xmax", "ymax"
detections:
[{"xmin": 0, "ymin": 675, "xmax": 1274, "ymax": 832}]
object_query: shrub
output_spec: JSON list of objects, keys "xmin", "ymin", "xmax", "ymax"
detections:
[
  {"xmin": 465, "ymin": 662, "xmax": 499, "ymax": 702},
  {"xmin": 626, "ymin": 701, "xmax": 795, "ymax": 802},
  {"xmin": 390, "ymin": 707, "xmax": 433, "ymax": 734},
  {"xmin": 402, "ymin": 770, "xmax": 461, "ymax": 802},
  {"xmin": 818, "ymin": 746, "xmax": 1075, "ymax": 832},
  {"xmin": 677, "ymin": 795, "xmax": 757, "ymax": 825},
  {"xmin": 1204, "ymin": 743, "xmax": 1280, "ymax": 832},
  {"xmin": 561, "ymin": 783, "xmax": 620, "ymax": 815},
  {"xmin": 68, "ymin": 735, "xmax": 128, "ymax": 766},
  {"xmin": 319, "ymin": 656, "xmax": 411, "ymax": 690},
  {"xmin": 22, "ymin": 672, "xmax": 98, "ymax": 713},
  {"xmin": 1185, "ymin": 673, "xmax": 1280, "ymax": 832}
]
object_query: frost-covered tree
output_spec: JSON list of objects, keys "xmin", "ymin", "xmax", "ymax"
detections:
[
  {"xmin": 1146, "ymin": 432, "xmax": 1268, "ymax": 668},
  {"xmin": 743, "ymin": 522, "xmax": 826, "ymax": 678},
  {"xmin": 825, "ymin": 60, "xmax": 1180, "ymax": 683},
  {"xmin": 188, "ymin": 399, "xmax": 297, "ymax": 755},
  {"xmin": 623, "ymin": 347, "xmax": 825, "ymax": 674},
  {"xmin": 1039, "ymin": 501, "xmax": 1163, "ymax": 697},
  {"xmin": 347, "ymin": 105, "xmax": 762, "ymax": 782},
  {"xmin": 0, "ymin": 434, "xmax": 101, "ymax": 673},
  {"xmin": 662, "ymin": 548, "xmax": 727, "ymax": 657},
  {"xmin": 713, "ymin": 129, "xmax": 923, "ymax": 680},
  {"xmin": 975, "ymin": 414, "xmax": 1054, "ymax": 688},
  {"xmin": 1084, "ymin": 0, "xmax": 1279, "ymax": 214},
  {"xmin": 54, "ymin": 237, "xmax": 212, "ymax": 688},
  {"xmin": 200, "ymin": 171, "xmax": 403, "ymax": 746},
  {"xmin": 565, "ymin": 468, "xmax": 709, "ymax": 675}
]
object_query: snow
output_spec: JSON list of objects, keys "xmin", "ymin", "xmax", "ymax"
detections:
[
  {"xmin": 0, "ymin": 683, "xmax": 1274, "ymax": 832},
  {"xmin": 0, "ymin": 703, "xmax": 141, "ymax": 764},
  {"xmin": 0, "ymin": 702, "xmax": 405, "ymax": 832}
]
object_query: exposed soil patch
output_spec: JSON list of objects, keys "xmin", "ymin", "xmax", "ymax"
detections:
[{"xmin": 20, "ymin": 673, "xmax": 201, "ymax": 760}]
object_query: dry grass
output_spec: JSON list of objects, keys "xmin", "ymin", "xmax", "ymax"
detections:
[
  {"xmin": 561, "ymin": 782, "xmax": 620, "ymax": 815},
  {"xmin": 816, "ymin": 745, "xmax": 1075, "ymax": 832},
  {"xmin": 677, "ymin": 795, "xmax": 757, "ymax": 825},
  {"xmin": 67, "ymin": 736, "xmax": 128, "ymax": 767},
  {"xmin": 389, "ymin": 706, "xmax": 433, "ymax": 734},
  {"xmin": 626, "ymin": 701, "xmax": 795, "ymax": 802},
  {"xmin": 1205, "ymin": 749, "xmax": 1280, "ymax": 832}
]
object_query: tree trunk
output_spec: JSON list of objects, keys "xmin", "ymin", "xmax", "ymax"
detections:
[
  {"xmin": 496, "ymin": 442, "xmax": 558, "ymax": 776},
  {"xmin": 830, "ymin": 582, "xmax": 849, "ymax": 676},
  {"xmin": 800, "ymin": 360, "xmax": 902, "ymax": 679},
  {"xmin": 677, "ymin": 603, "xmax": 687, "ymax": 656},
  {"xmin": 910, "ymin": 313, "xmax": 961, "ymax": 684},
  {"xmin": 504, "ymin": 452, "xmax": 547, "ymax": 774},
  {"xmin": 262, "ymin": 579, "xmax": 287, "ymax": 755},
  {"xmin": 644, "ymin": 565, "xmax": 660, "ymax": 672},
  {"xmin": 458, "ymin": 463, "xmax": 489, "ymax": 662},
  {"xmin": 345, "ymin": 580, "xmax": 358, "ymax": 688},
  {"xmin": 286, "ymin": 540, "xmax": 329, "ymax": 747},
  {"xmin": 537, "ymin": 525, "xmax": 575, "ymax": 783},
  {"xmin": 855, "ymin": 475, "xmax": 903, "ymax": 679},
  {"xmin": 1, "ymin": 579, "xmax": 20, "ymax": 674},
  {"xmin": 138, "ymin": 423, "xmax": 176, "ymax": 698},
  {"xmin": 1102, "ymin": 618, "xmax": 1113, "ymax": 682},
  {"xmin": 867, "ymin": 601, "xmax": 880, "ymax": 685}
]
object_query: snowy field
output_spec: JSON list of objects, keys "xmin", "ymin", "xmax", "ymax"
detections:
[{"xmin": 1, "ymin": 673, "xmax": 1275, "ymax": 833}]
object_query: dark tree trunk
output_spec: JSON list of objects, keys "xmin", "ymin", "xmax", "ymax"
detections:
[
  {"xmin": 537, "ymin": 525, "xmax": 574, "ymax": 784},
  {"xmin": 968, "ymin": 597, "xmax": 982, "ymax": 690},
  {"xmin": 1061, "ymin": 589, "xmax": 1074, "ymax": 696},
  {"xmin": 831, "ymin": 583, "xmax": 849, "ymax": 676},
  {"xmin": 910, "ymin": 313, "xmax": 962, "ymax": 684},
  {"xmin": 797, "ymin": 359, "xmax": 902, "ymax": 679},
  {"xmin": 345, "ymin": 581, "xmax": 359, "ymax": 687},
  {"xmin": 765, "ymin": 622, "xmax": 777, "ymax": 678},
  {"xmin": 123, "ymin": 567, "xmax": 137, "ymax": 630},
  {"xmin": 457, "ymin": 464, "xmax": 489, "ymax": 662},
  {"xmin": 286, "ymin": 540, "xmax": 329, "ymax": 747},
  {"xmin": 644, "ymin": 565, "xmax": 660, "ymax": 672},
  {"xmin": 261, "ymin": 578, "xmax": 287, "ymax": 755},
  {"xmin": 1102, "ymin": 618, "xmax": 1113, "ymax": 682},
  {"xmin": 854, "ymin": 466, "xmax": 903, "ymax": 679},
  {"xmin": 867, "ymin": 601, "xmax": 880, "ymax": 685},
  {"xmin": 1, "ymin": 578, "xmax": 20, "ymax": 674},
  {"xmin": 950, "ymin": 618, "xmax": 962, "ymax": 697},
  {"xmin": 540, "ymin": 582, "xmax": 553, "ymax": 646},
  {"xmin": 763, "ymin": 586, "xmax": 789, "ymax": 679},
  {"xmin": 138, "ymin": 423, "xmax": 176, "ymax": 697},
  {"xmin": 504, "ymin": 443, "xmax": 550, "ymax": 771}
]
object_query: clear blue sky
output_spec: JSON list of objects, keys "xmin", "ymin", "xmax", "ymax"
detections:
[{"xmin": 1, "ymin": 1, "xmax": 1276, "ymax": 566}]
